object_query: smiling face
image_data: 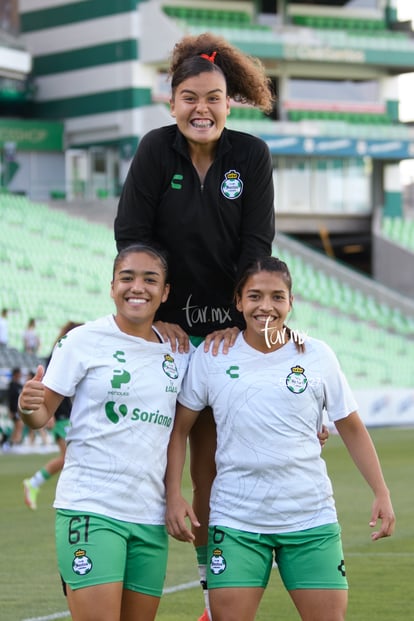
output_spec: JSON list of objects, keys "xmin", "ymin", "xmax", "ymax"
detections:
[
  {"xmin": 170, "ymin": 70, "xmax": 230, "ymax": 148},
  {"xmin": 111, "ymin": 251, "xmax": 170, "ymax": 338},
  {"xmin": 236, "ymin": 270, "xmax": 293, "ymax": 352}
]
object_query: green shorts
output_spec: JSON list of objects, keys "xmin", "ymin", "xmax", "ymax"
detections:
[
  {"xmin": 52, "ymin": 419, "xmax": 71, "ymax": 440},
  {"xmin": 55, "ymin": 510, "xmax": 168, "ymax": 596},
  {"xmin": 207, "ymin": 523, "xmax": 348, "ymax": 591}
]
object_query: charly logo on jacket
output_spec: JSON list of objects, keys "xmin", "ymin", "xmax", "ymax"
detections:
[
  {"xmin": 171, "ymin": 173, "xmax": 183, "ymax": 190},
  {"xmin": 221, "ymin": 169, "xmax": 243, "ymax": 199},
  {"xmin": 286, "ymin": 365, "xmax": 308, "ymax": 394}
]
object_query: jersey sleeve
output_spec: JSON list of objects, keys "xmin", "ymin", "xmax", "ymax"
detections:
[
  {"xmin": 236, "ymin": 138, "xmax": 275, "ymax": 279},
  {"xmin": 42, "ymin": 326, "xmax": 90, "ymax": 397},
  {"xmin": 320, "ymin": 342, "xmax": 358, "ymax": 422},
  {"xmin": 177, "ymin": 345, "xmax": 210, "ymax": 412},
  {"xmin": 114, "ymin": 130, "xmax": 164, "ymax": 251}
]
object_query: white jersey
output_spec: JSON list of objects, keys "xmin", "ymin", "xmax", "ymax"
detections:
[
  {"xmin": 43, "ymin": 315, "xmax": 191, "ymax": 524},
  {"xmin": 178, "ymin": 333, "xmax": 357, "ymax": 534}
]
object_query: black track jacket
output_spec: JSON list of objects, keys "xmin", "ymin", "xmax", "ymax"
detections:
[{"xmin": 115, "ymin": 125, "xmax": 275, "ymax": 337}]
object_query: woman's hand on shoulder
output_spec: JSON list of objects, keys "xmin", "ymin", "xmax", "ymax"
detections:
[
  {"xmin": 204, "ymin": 326, "xmax": 240, "ymax": 356},
  {"xmin": 153, "ymin": 321, "xmax": 190, "ymax": 353}
]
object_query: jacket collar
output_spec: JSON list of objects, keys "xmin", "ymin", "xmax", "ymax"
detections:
[{"xmin": 172, "ymin": 126, "xmax": 232, "ymax": 160}]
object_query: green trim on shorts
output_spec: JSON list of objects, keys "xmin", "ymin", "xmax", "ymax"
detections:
[
  {"xmin": 207, "ymin": 523, "xmax": 348, "ymax": 591},
  {"xmin": 189, "ymin": 335, "xmax": 205, "ymax": 348},
  {"xmin": 52, "ymin": 418, "xmax": 71, "ymax": 440},
  {"xmin": 55, "ymin": 509, "xmax": 168, "ymax": 596}
]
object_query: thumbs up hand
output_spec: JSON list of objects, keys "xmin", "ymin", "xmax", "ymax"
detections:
[
  {"xmin": 32, "ymin": 365, "xmax": 44, "ymax": 382},
  {"xmin": 19, "ymin": 365, "xmax": 45, "ymax": 413}
]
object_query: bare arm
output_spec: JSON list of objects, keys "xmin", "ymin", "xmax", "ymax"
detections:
[
  {"xmin": 335, "ymin": 411, "xmax": 395, "ymax": 540},
  {"xmin": 165, "ymin": 402, "xmax": 201, "ymax": 542},
  {"xmin": 18, "ymin": 365, "xmax": 64, "ymax": 429}
]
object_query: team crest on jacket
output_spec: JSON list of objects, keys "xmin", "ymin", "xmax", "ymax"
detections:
[
  {"xmin": 286, "ymin": 365, "xmax": 308, "ymax": 394},
  {"xmin": 221, "ymin": 169, "xmax": 243, "ymax": 199},
  {"xmin": 162, "ymin": 354, "xmax": 179, "ymax": 379}
]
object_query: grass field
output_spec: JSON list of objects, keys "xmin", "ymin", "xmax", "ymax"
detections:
[{"xmin": 1, "ymin": 427, "xmax": 412, "ymax": 621}]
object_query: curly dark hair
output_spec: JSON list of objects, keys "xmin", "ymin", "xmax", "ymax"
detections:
[{"xmin": 169, "ymin": 32, "xmax": 275, "ymax": 113}]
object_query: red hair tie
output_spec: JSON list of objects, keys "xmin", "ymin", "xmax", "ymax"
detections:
[{"xmin": 200, "ymin": 51, "xmax": 217, "ymax": 64}]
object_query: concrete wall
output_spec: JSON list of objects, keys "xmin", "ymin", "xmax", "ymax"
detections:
[
  {"xmin": 372, "ymin": 212, "xmax": 414, "ymax": 299},
  {"xmin": 8, "ymin": 151, "xmax": 65, "ymax": 202}
]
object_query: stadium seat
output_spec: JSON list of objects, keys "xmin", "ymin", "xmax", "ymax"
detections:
[{"xmin": 382, "ymin": 216, "xmax": 414, "ymax": 251}]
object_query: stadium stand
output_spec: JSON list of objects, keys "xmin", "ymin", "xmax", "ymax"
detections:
[
  {"xmin": 162, "ymin": 5, "xmax": 268, "ymax": 30},
  {"xmin": 1, "ymin": 193, "xmax": 413, "ymax": 392},
  {"xmin": 0, "ymin": 193, "xmax": 114, "ymax": 360},
  {"xmin": 381, "ymin": 216, "xmax": 414, "ymax": 252}
]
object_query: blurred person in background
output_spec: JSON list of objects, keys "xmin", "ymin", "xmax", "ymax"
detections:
[
  {"xmin": 0, "ymin": 308, "xmax": 8, "ymax": 347},
  {"xmin": 22, "ymin": 317, "xmax": 40, "ymax": 354},
  {"xmin": 3, "ymin": 367, "xmax": 23, "ymax": 451}
]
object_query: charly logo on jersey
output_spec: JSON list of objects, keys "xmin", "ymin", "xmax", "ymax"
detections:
[
  {"xmin": 221, "ymin": 169, "xmax": 243, "ymax": 199},
  {"xmin": 113, "ymin": 350, "xmax": 126, "ymax": 363},
  {"xmin": 162, "ymin": 354, "xmax": 179, "ymax": 379},
  {"xmin": 286, "ymin": 365, "xmax": 308, "ymax": 394},
  {"xmin": 72, "ymin": 549, "xmax": 93, "ymax": 576},
  {"xmin": 226, "ymin": 365, "xmax": 239, "ymax": 379},
  {"xmin": 210, "ymin": 547, "xmax": 227, "ymax": 575}
]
